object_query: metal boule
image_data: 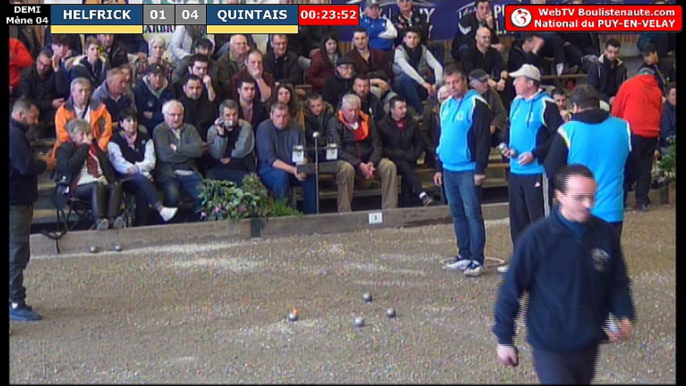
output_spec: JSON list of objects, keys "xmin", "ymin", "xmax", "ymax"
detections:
[
  {"xmin": 362, "ymin": 293, "xmax": 372, "ymax": 302},
  {"xmin": 386, "ymin": 308, "xmax": 397, "ymax": 318},
  {"xmin": 353, "ymin": 317, "xmax": 365, "ymax": 327},
  {"xmin": 114, "ymin": 245, "xmax": 123, "ymax": 252},
  {"xmin": 89, "ymin": 245, "xmax": 99, "ymax": 253}
]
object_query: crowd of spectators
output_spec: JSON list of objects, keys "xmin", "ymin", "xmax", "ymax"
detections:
[{"xmin": 9, "ymin": 0, "xmax": 677, "ymax": 230}]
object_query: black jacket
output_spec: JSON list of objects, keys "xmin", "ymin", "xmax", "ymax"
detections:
[
  {"xmin": 359, "ymin": 93, "xmax": 385, "ymax": 124},
  {"xmin": 493, "ymin": 209, "xmax": 635, "ymax": 353},
  {"xmin": 180, "ymin": 94, "xmax": 217, "ymax": 142},
  {"xmin": 586, "ymin": 55, "xmax": 627, "ymax": 103},
  {"xmin": 304, "ymin": 101, "xmax": 334, "ymax": 159},
  {"xmin": 18, "ymin": 65, "xmax": 70, "ymax": 116},
  {"xmin": 263, "ymin": 51, "xmax": 302, "ymax": 87},
  {"xmin": 326, "ymin": 112, "xmax": 383, "ymax": 167},
  {"xmin": 322, "ymin": 76, "xmax": 354, "ymax": 109},
  {"xmin": 451, "ymin": 12, "xmax": 499, "ymax": 61},
  {"xmin": 10, "ymin": 118, "xmax": 47, "ymax": 205},
  {"xmin": 238, "ymin": 100, "xmax": 269, "ymax": 135},
  {"xmin": 377, "ymin": 115, "xmax": 423, "ymax": 164},
  {"xmin": 53, "ymin": 140, "xmax": 118, "ymax": 210},
  {"xmin": 391, "ymin": 8, "xmax": 430, "ymax": 47}
]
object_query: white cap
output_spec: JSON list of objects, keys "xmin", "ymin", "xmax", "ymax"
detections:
[{"xmin": 509, "ymin": 64, "xmax": 541, "ymax": 82}]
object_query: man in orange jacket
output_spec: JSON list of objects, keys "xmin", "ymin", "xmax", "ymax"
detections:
[
  {"xmin": 611, "ymin": 67, "xmax": 663, "ymax": 212},
  {"xmin": 53, "ymin": 77, "xmax": 113, "ymax": 155}
]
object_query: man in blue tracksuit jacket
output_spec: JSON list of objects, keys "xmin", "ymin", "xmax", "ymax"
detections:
[
  {"xmin": 435, "ymin": 64, "xmax": 492, "ymax": 277},
  {"xmin": 499, "ymin": 64, "xmax": 563, "ymax": 274},
  {"xmin": 493, "ymin": 164, "xmax": 636, "ymax": 384},
  {"xmin": 545, "ymin": 85, "xmax": 631, "ymax": 238},
  {"xmin": 359, "ymin": 0, "xmax": 398, "ymax": 53}
]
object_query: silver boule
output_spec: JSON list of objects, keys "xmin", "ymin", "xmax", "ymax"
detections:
[
  {"xmin": 288, "ymin": 313, "xmax": 298, "ymax": 322},
  {"xmin": 353, "ymin": 317, "xmax": 365, "ymax": 327},
  {"xmin": 362, "ymin": 293, "xmax": 372, "ymax": 302},
  {"xmin": 386, "ymin": 308, "xmax": 397, "ymax": 318},
  {"xmin": 114, "ymin": 245, "xmax": 123, "ymax": 252},
  {"xmin": 89, "ymin": 245, "xmax": 99, "ymax": 253}
]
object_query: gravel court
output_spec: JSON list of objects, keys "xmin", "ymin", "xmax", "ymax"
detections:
[{"xmin": 10, "ymin": 207, "xmax": 675, "ymax": 384}]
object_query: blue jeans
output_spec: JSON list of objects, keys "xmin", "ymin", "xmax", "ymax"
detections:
[
  {"xmin": 159, "ymin": 171, "xmax": 205, "ymax": 218},
  {"xmin": 10, "ymin": 205, "xmax": 32, "ymax": 304},
  {"xmin": 121, "ymin": 173, "xmax": 162, "ymax": 226},
  {"xmin": 259, "ymin": 165, "xmax": 317, "ymax": 215},
  {"xmin": 394, "ymin": 74, "xmax": 432, "ymax": 115},
  {"xmin": 443, "ymin": 170, "xmax": 486, "ymax": 266}
]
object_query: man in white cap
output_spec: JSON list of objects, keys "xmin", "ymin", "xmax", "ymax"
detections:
[{"xmin": 498, "ymin": 64, "xmax": 563, "ymax": 274}]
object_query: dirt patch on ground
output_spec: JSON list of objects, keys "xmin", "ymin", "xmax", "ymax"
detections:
[{"xmin": 11, "ymin": 207, "xmax": 675, "ymax": 383}]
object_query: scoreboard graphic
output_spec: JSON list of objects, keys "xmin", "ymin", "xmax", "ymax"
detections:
[{"xmin": 7, "ymin": 3, "xmax": 360, "ymax": 34}]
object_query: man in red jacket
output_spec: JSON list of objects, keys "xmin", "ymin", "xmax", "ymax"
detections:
[
  {"xmin": 10, "ymin": 38, "xmax": 34, "ymax": 99},
  {"xmin": 611, "ymin": 66, "xmax": 663, "ymax": 212}
]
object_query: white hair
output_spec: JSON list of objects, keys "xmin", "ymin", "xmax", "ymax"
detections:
[
  {"xmin": 162, "ymin": 100, "xmax": 184, "ymax": 115},
  {"xmin": 148, "ymin": 35, "xmax": 167, "ymax": 53},
  {"xmin": 340, "ymin": 94, "xmax": 361, "ymax": 109}
]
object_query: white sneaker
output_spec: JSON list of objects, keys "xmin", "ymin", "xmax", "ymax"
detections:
[
  {"xmin": 159, "ymin": 207, "xmax": 178, "ymax": 222},
  {"xmin": 95, "ymin": 218, "xmax": 109, "ymax": 231},
  {"xmin": 464, "ymin": 262, "xmax": 483, "ymax": 277},
  {"xmin": 443, "ymin": 258, "xmax": 472, "ymax": 271},
  {"xmin": 497, "ymin": 265, "xmax": 509, "ymax": 274}
]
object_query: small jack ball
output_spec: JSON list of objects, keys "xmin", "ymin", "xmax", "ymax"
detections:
[
  {"xmin": 362, "ymin": 293, "xmax": 372, "ymax": 302},
  {"xmin": 353, "ymin": 317, "xmax": 365, "ymax": 327},
  {"xmin": 386, "ymin": 308, "xmax": 396, "ymax": 318},
  {"xmin": 89, "ymin": 246, "xmax": 99, "ymax": 253},
  {"xmin": 288, "ymin": 313, "xmax": 298, "ymax": 322},
  {"xmin": 114, "ymin": 245, "xmax": 123, "ymax": 252}
]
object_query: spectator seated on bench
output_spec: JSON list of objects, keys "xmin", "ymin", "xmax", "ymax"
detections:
[
  {"xmin": 54, "ymin": 119, "xmax": 124, "ymax": 231},
  {"xmin": 326, "ymin": 94, "xmax": 398, "ymax": 213}
]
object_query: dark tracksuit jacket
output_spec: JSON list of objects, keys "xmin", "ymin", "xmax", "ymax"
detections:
[
  {"xmin": 493, "ymin": 209, "xmax": 636, "ymax": 353},
  {"xmin": 132, "ymin": 77, "xmax": 177, "ymax": 133},
  {"xmin": 10, "ymin": 119, "xmax": 47, "ymax": 206}
]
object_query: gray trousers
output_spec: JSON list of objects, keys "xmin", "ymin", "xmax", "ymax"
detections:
[{"xmin": 10, "ymin": 204, "xmax": 33, "ymax": 304}]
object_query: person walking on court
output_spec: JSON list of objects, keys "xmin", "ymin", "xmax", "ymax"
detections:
[
  {"xmin": 435, "ymin": 64, "xmax": 492, "ymax": 277},
  {"xmin": 492, "ymin": 164, "xmax": 636, "ymax": 384},
  {"xmin": 10, "ymin": 98, "xmax": 56, "ymax": 322}
]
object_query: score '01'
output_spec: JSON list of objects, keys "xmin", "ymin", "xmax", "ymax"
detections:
[{"xmin": 149, "ymin": 9, "xmax": 167, "ymax": 20}]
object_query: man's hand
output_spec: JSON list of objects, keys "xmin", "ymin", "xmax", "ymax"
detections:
[
  {"xmin": 52, "ymin": 55, "xmax": 62, "ymax": 71},
  {"xmin": 433, "ymin": 172, "xmax": 443, "ymax": 186},
  {"xmin": 423, "ymin": 82, "xmax": 435, "ymax": 97},
  {"xmin": 203, "ymin": 75, "xmax": 213, "ymax": 88},
  {"xmin": 170, "ymin": 143, "xmax": 177, "ymax": 152},
  {"xmin": 220, "ymin": 157, "xmax": 230, "ymax": 164},
  {"xmin": 604, "ymin": 318, "xmax": 634, "ymax": 342},
  {"xmin": 247, "ymin": 63, "xmax": 262, "ymax": 79},
  {"xmin": 487, "ymin": 78, "xmax": 497, "ymax": 89},
  {"xmin": 127, "ymin": 166, "xmax": 138, "ymax": 175},
  {"xmin": 484, "ymin": 11, "xmax": 495, "ymax": 28},
  {"xmin": 52, "ymin": 98, "xmax": 66, "ymax": 109},
  {"xmin": 496, "ymin": 79, "xmax": 506, "ymax": 91},
  {"xmin": 143, "ymin": 111, "xmax": 153, "ymax": 120},
  {"xmin": 474, "ymin": 174, "xmax": 486, "ymax": 186},
  {"xmin": 371, "ymin": 79, "xmax": 390, "ymax": 94},
  {"xmin": 654, "ymin": 149, "xmax": 661, "ymax": 160},
  {"xmin": 492, "ymin": 43, "xmax": 505, "ymax": 52},
  {"xmin": 517, "ymin": 152, "xmax": 534, "ymax": 166},
  {"xmin": 497, "ymin": 344, "xmax": 519, "ymax": 367}
]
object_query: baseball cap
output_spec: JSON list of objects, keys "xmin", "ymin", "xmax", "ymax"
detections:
[
  {"xmin": 366, "ymin": 0, "xmax": 380, "ymax": 8},
  {"xmin": 509, "ymin": 64, "xmax": 541, "ymax": 82},
  {"xmin": 469, "ymin": 69, "xmax": 489, "ymax": 83},
  {"xmin": 336, "ymin": 56, "xmax": 356, "ymax": 67},
  {"xmin": 636, "ymin": 66, "xmax": 656, "ymax": 76},
  {"xmin": 147, "ymin": 64, "xmax": 165, "ymax": 75}
]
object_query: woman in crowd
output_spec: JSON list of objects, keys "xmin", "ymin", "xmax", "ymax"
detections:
[
  {"xmin": 132, "ymin": 35, "xmax": 175, "ymax": 82},
  {"xmin": 305, "ymin": 33, "xmax": 341, "ymax": 95},
  {"xmin": 54, "ymin": 119, "xmax": 124, "ymax": 230},
  {"xmin": 270, "ymin": 83, "xmax": 306, "ymax": 129},
  {"xmin": 107, "ymin": 109, "xmax": 178, "ymax": 226}
]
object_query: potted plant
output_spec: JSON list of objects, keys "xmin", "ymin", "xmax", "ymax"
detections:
[{"xmin": 657, "ymin": 137, "xmax": 676, "ymax": 205}]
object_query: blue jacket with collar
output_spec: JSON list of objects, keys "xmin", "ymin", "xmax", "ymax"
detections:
[{"xmin": 492, "ymin": 209, "xmax": 636, "ymax": 353}]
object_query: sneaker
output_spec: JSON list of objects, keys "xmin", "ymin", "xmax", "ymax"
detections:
[
  {"xmin": 10, "ymin": 303, "xmax": 43, "ymax": 322},
  {"xmin": 464, "ymin": 261, "xmax": 484, "ymax": 277},
  {"xmin": 112, "ymin": 216, "xmax": 125, "ymax": 230},
  {"xmin": 497, "ymin": 265, "xmax": 509, "ymax": 274},
  {"xmin": 421, "ymin": 194, "xmax": 434, "ymax": 207},
  {"xmin": 159, "ymin": 207, "xmax": 178, "ymax": 222},
  {"xmin": 443, "ymin": 257, "xmax": 472, "ymax": 271},
  {"xmin": 95, "ymin": 218, "xmax": 109, "ymax": 231}
]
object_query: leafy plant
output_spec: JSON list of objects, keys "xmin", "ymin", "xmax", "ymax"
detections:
[
  {"xmin": 198, "ymin": 174, "xmax": 302, "ymax": 222},
  {"xmin": 657, "ymin": 137, "xmax": 676, "ymax": 187},
  {"xmin": 272, "ymin": 198, "xmax": 304, "ymax": 218}
]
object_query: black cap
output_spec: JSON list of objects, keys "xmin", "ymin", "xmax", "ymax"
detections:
[
  {"xmin": 641, "ymin": 43, "xmax": 657, "ymax": 56},
  {"xmin": 469, "ymin": 69, "xmax": 489, "ymax": 83},
  {"xmin": 147, "ymin": 64, "xmax": 165, "ymax": 75},
  {"xmin": 336, "ymin": 56, "xmax": 356, "ymax": 67}
]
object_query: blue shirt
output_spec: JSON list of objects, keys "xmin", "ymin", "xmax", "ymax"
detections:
[
  {"xmin": 558, "ymin": 116, "xmax": 631, "ymax": 223},
  {"xmin": 360, "ymin": 15, "xmax": 394, "ymax": 51},
  {"xmin": 508, "ymin": 91, "xmax": 558, "ymax": 175},
  {"xmin": 437, "ymin": 89, "xmax": 490, "ymax": 173}
]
